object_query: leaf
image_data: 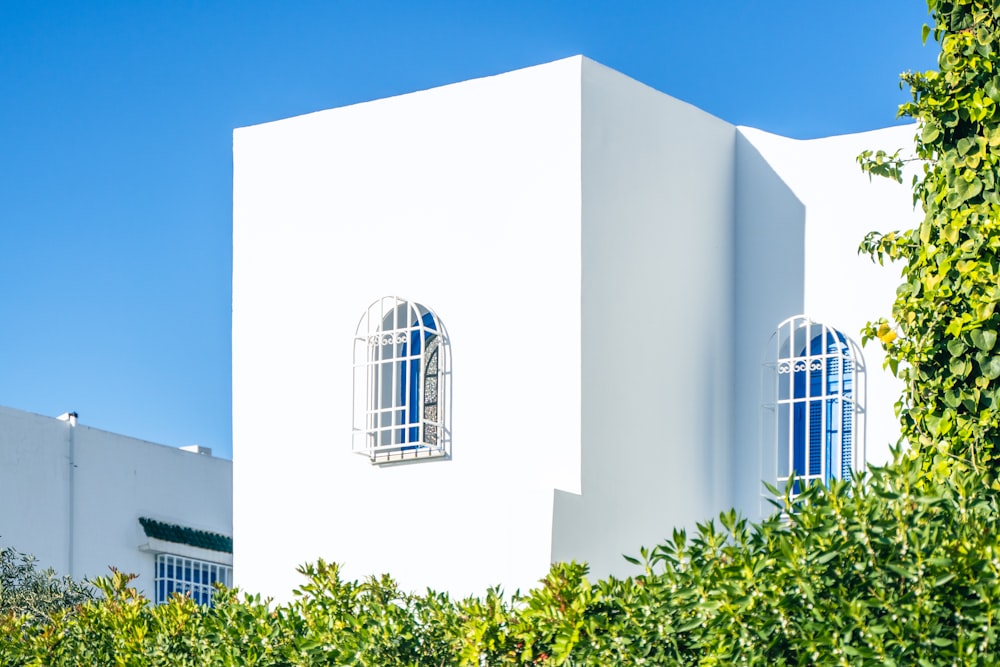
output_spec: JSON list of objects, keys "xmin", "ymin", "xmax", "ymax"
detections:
[
  {"xmin": 948, "ymin": 338, "xmax": 968, "ymax": 356},
  {"xmin": 966, "ymin": 176, "xmax": 983, "ymax": 200},
  {"xmin": 987, "ymin": 77, "xmax": 1000, "ymax": 103},
  {"xmin": 944, "ymin": 390, "xmax": 962, "ymax": 408},
  {"xmin": 886, "ymin": 563, "xmax": 916, "ymax": 580},
  {"xmin": 933, "ymin": 573, "xmax": 957, "ymax": 587},
  {"xmin": 971, "ymin": 328, "xmax": 997, "ymax": 351},
  {"xmin": 980, "ymin": 355, "xmax": 1000, "ymax": 380},
  {"xmin": 942, "ymin": 224, "xmax": 960, "ymax": 245},
  {"xmin": 922, "ymin": 123, "xmax": 941, "ymax": 143},
  {"xmin": 877, "ymin": 322, "xmax": 897, "ymax": 344}
]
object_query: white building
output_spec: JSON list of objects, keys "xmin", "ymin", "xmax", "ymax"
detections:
[
  {"xmin": 232, "ymin": 56, "xmax": 920, "ymax": 599},
  {"xmin": 0, "ymin": 405, "xmax": 233, "ymax": 605}
]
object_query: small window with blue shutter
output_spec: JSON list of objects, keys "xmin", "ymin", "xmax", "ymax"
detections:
[
  {"xmin": 353, "ymin": 297, "xmax": 450, "ymax": 463},
  {"xmin": 764, "ymin": 316, "xmax": 865, "ymax": 494}
]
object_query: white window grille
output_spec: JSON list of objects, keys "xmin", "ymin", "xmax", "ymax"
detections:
[
  {"xmin": 762, "ymin": 316, "xmax": 866, "ymax": 494},
  {"xmin": 353, "ymin": 296, "xmax": 449, "ymax": 463},
  {"xmin": 154, "ymin": 553, "xmax": 232, "ymax": 606}
]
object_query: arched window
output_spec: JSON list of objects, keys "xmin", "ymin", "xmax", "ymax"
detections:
[
  {"xmin": 353, "ymin": 297, "xmax": 449, "ymax": 463},
  {"xmin": 763, "ymin": 316, "xmax": 865, "ymax": 493}
]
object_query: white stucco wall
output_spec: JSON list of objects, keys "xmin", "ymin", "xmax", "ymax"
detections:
[
  {"xmin": 233, "ymin": 56, "xmax": 924, "ymax": 599},
  {"xmin": 233, "ymin": 57, "xmax": 585, "ymax": 599},
  {"xmin": 0, "ymin": 405, "xmax": 232, "ymax": 596},
  {"xmin": 739, "ymin": 126, "xmax": 919, "ymax": 473},
  {"xmin": 730, "ymin": 132, "xmax": 807, "ymax": 519},
  {"xmin": 0, "ymin": 408, "xmax": 70, "ymax": 572},
  {"xmin": 552, "ymin": 59, "xmax": 737, "ymax": 578}
]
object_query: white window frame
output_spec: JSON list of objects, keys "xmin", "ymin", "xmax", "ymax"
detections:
[
  {"xmin": 762, "ymin": 315, "xmax": 866, "ymax": 496},
  {"xmin": 154, "ymin": 553, "xmax": 232, "ymax": 606},
  {"xmin": 352, "ymin": 296, "xmax": 450, "ymax": 464}
]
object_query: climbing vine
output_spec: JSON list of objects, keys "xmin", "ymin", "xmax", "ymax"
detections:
[{"xmin": 861, "ymin": 0, "xmax": 1000, "ymax": 479}]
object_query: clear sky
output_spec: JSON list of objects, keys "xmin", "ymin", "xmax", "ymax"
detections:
[{"xmin": 0, "ymin": 1, "xmax": 938, "ymax": 459}]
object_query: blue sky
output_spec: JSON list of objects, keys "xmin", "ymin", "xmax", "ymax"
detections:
[{"xmin": 0, "ymin": 1, "xmax": 937, "ymax": 459}]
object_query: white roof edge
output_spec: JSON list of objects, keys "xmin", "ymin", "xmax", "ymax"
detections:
[
  {"xmin": 235, "ymin": 55, "xmax": 587, "ymax": 134},
  {"xmin": 738, "ymin": 122, "xmax": 918, "ymax": 146}
]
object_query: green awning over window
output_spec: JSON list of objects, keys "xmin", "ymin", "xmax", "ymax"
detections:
[{"xmin": 139, "ymin": 517, "xmax": 232, "ymax": 554}]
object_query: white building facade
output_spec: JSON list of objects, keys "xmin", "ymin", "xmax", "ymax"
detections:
[
  {"xmin": 0, "ymin": 405, "xmax": 232, "ymax": 604},
  {"xmin": 232, "ymin": 56, "xmax": 919, "ymax": 599}
]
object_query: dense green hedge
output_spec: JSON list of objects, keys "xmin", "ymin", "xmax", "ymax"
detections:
[
  {"xmin": 5, "ymin": 0, "xmax": 1000, "ymax": 664},
  {"xmin": 1, "ymin": 455, "xmax": 999, "ymax": 665}
]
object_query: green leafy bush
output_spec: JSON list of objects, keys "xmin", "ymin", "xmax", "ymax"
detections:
[
  {"xmin": 491, "ymin": 458, "xmax": 1000, "ymax": 665},
  {"xmin": 4, "ymin": 456, "xmax": 999, "ymax": 666},
  {"xmin": 0, "ymin": 543, "xmax": 92, "ymax": 625}
]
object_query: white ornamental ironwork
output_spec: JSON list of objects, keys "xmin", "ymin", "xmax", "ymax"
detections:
[
  {"xmin": 352, "ymin": 296, "xmax": 450, "ymax": 464},
  {"xmin": 761, "ymin": 315, "xmax": 866, "ymax": 499}
]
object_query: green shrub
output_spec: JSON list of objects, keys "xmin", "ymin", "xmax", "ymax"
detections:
[{"xmin": 0, "ymin": 543, "xmax": 92, "ymax": 625}]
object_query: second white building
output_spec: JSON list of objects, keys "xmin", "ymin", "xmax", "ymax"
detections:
[{"xmin": 0, "ymin": 405, "xmax": 233, "ymax": 605}]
